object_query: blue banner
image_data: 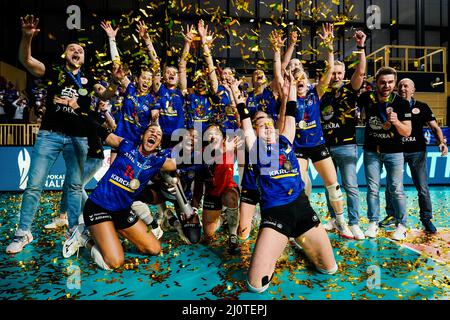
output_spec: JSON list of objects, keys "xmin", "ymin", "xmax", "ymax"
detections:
[{"xmin": 0, "ymin": 145, "xmax": 448, "ymax": 192}]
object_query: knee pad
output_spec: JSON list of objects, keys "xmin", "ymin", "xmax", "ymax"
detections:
[
  {"xmin": 131, "ymin": 201, "xmax": 153, "ymax": 225},
  {"xmin": 326, "ymin": 183, "xmax": 343, "ymax": 202},
  {"xmin": 246, "ymin": 274, "xmax": 272, "ymax": 293},
  {"xmin": 316, "ymin": 262, "xmax": 338, "ymax": 275},
  {"xmin": 90, "ymin": 245, "xmax": 111, "ymax": 271}
]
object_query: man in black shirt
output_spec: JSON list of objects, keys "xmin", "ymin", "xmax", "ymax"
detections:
[
  {"xmin": 358, "ymin": 67, "xmax": 412, "ymax": 241},
  {"xmin": 6, "ymin": 15, "xmax": 119, "ymax": 254},
  {"xmin": 320, "ymin": 30, "xmax": 367, "ymax": 240},
  {"xmin": 380, "ymin": 78, "xmax": 448, "ymax": 233}
]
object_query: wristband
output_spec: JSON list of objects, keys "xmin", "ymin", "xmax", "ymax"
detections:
[
  {"xmin": 237, "ymin": 102, "xmax": 251, "ymax": 121},
  {"xmin": 357, "ymin": 45, "xmax": 366, "ymax": 50},
  {"xmin": 286, "ymin": 101, "xmax": 297, "ymax": 117}
]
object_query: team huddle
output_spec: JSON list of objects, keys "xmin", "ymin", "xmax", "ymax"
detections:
[{"xmin": 6, "ymin": 15, "xmax": 447, "ymax": 294}]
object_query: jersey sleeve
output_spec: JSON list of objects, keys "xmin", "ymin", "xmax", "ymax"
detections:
[{"xmin": 420, "ymin": 102, "xmax": 436, "ymax": 123}]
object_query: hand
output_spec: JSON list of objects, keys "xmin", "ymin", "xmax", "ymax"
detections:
[
  {"xmin": 20, "ymin": 15, "xmax": 40, "ymax": 38},
  {"xmin": 53, "ymin": 96, "xmax": 78, "ymax": 109},
  {"xmin": 318, "ymin": 23, "xmax": 334, "ymax": 51},
  {"xmin": 183, "ymin": 24, "xmax": 196, "ymax": 44},
  {"xmin": 353, "ymin": 30, "xmax": 366, "ymax": 47},
  {"xmin": 100, "ymin": 20, "xmax": 119, "ymax": 38},
  {"xmin": 225, "ymin": 136, "xmax": 240, "ymax": 152},
  {"xmin": 289, "ymin": 30, "xmax": 298, "ymax": 46},
  {"xmin": 269, "ymin": 30, "xmax": 285, "ymax": 51},
  {"xmin": 282, "ymin": 75, "xmax": 291, "ymax": 98},
  {"xmin": 438, "ymin": 142, "xmax": 448, "ymax": 156},
  {"xmin": 387, "ymin": 110, "xmax": 399, "ymax": 125},
  {"xmin": 135, "ymin": 20, "xmax": 149, "ymax": 41}
]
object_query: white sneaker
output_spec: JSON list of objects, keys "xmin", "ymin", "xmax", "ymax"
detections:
[
  {"xmin": 349, "ymin": 224, "xmax": 366, "ymax": 240},
  {"xmin": 391, "ymin": 224, "xmax": 407, "ymax": 241},
  {"xmin": 151, "ymin": 226, "xmax": 164, "ymax": 240},
  {"xmin": 364, "ymin": 222, "xmax": 379, "ymax": 238},
  {"xmin": 335, "ymin": 218, "xmax": 354, "ymax": 239},
  {"xmin": 6, "ymin": 229, "xmax": 33, "ymax": 254},
  {"xmin": 323, "ymin": 218, "xmax": 336, "ymax": 231},
  {"xmin": 62, "ymin": 224, "xmax": 87, "ymax": 258},
  {"xmin": 44, "ymin": 217, "xmax": 68, "ymax": 229}
]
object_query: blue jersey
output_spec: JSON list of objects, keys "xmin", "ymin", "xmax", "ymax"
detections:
[
  {"xmin": 253, "ymin": 135, "xmax": 304, "ymax": 211},
  {"xmin": 241, "ymin": 163, "xmax": 258, "ymax": 191},
  {"xmin": 153, "ymin": 84, "xmax": 185, "ymax": 136},
  {"xmin": 186, "ymin": 92, "xmax": 217, "ymax": 131},
  {"xmin": 114, "ymin": 83, "xmax": 154, "ymax": 144},
  {"xmin": 294, "ymin": 87, "xmax": 325, "ymax": 149},
  {"xmin": 89, "ymin": 139, "xmax": 167, "ymax": 211},
  {"xmin": 215, "ymin": 85, "xmax": 239, "ymax": 132},
  {"xmin": 246, "ymin": 87, "xmax": 278, "ymax": 122}
]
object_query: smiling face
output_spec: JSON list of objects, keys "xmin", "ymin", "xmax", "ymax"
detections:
[
  {"xmin": 140, "ymin": 125, "xmax": 163, "ymax": 155},
  {"xmin": 331, "ymin": 63, "xmax": 345, "ymax": 88},
  {"xmin": 398, "ymin": 78, "xmax": 415, "ymax": 101},
  {"xmin": 376, "ymin": 74, "xmax": 396, "ymax": 100},
  {"xmin": 64, "ymin": 43, "xmax": 85, "ymax": 69},
  {"xmin": 287, "ymin": 59, "xmax": 303, "ymax": 73},
  {"xmin": 183, "ymin": 128, "xmax": 199, "ymax": 152},
  {"xmin": 137, "ymin": 71, "xmax": 153, "ymax": 94},
  {"xmin": 164, "ymin": 66, "xmax": 179, "ymax": 88},
  {"xmin": 221, "ymin": 67, "xmax": 236, "ymax": 84},
  {"xmin": 252, "ymin": 69, "xmax": 267, "ymax": 88}
]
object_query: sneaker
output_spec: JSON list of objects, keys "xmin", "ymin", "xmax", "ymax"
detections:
[
  {"xmin": 228, "ymin": 234, "xmax": 239, "ymax": 254},
  {"xmin": 378, "ymin": 216, "xmax": 396, "ymax": 228},
  {"xmin": 323, "ymin": 218, "xmax": 336, "ymax": 231},
  {"xmin": 44, "ymin": 216, "xmax": 68, "ymax": 229},
  {"xmin": 349, "ymin": 224, "xmax": 366, "ymax": 240},
  {"xmin": 391, "ymin": 224, "xmax": 407, "ymax": 241},
  {"xmin": 364, "ymin": 222, "xmax": 379, "ymax": 238},
  {"xmin": 62, "ymin": 224, "xmax": 86, "ymax": 258},
  {"xmin": 335, "ymin": 218, "xmax": 354, "ymax": 239},
  {"xmin": 422, "ymin": 220, "xmax": 437, "ymax": 234},
  {"xmin": 6, "ymin": 230, "xmax": 33, "ymax": 254}
]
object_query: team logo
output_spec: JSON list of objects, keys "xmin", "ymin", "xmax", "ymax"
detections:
[
  {"xmin": 321, "ymin": 150, "xmax": 329, "ymax": 157},
  {"xmin": 89, "ymin": 214, "xmax": 94, "ymax": 221},
  {"xmin": 321, "ymin": 105, "xmax": 334, "ymax": 121},
  {"xmin": 412, "ymin": 108, "xmax": 420, "ymax": 115},
  {"xmin": 369, "ymin": 116, "xmax": 383, "ymax": 130},
  {"xmin": 127, "ymin": 213, "xmax": 137, "ymax": 223},
  {"xmin": 18, "ymin": 148, "xmax": 31, "ymax": 190},
  {"xmin": 307, "ymin": 98, "xmax": 313, "ymax": 106},
  {"xmin": 312, "ymin": 215, "xmax": 319, "ymax": 222},
  {"xmin": 60, "ymin": 87, "xmax": 79, "ymax": 100}
]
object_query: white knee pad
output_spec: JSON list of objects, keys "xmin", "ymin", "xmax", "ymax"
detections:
[
  {"xmin": 90, "ymin": 245, "xmax": 111, "ymax": 270},
  {"xmin": 246, "ymin": 278, "xmax": 270, "ymax": 294},
  {"xmin": 326, "ymin": 183, "xmax": 343, "ymax": 202},
  {"xmin": 316, "ymin": 262, "xmax": 338, "ymax": 275},
  {"xmin": 131, "ymin": 201, "xmax": 153, "ymax": 225}
]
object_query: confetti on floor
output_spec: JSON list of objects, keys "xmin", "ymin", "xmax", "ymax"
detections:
[{"xmin": 0, "ymin": 186, "xmax": 449, "ymax": 300}]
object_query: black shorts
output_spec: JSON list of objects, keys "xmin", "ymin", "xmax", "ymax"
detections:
[
  {"xmin": 295, "ymin": 144, "xmax": 330, "ymax": 163},
  {"xmin": 240, "ymin": 188, "xmax": 260, "ymax": 206},
  {"xmin": 203, "ymin": 187, "xmax": 240, "ymax": 211},
  {"xmin": 83, "ymin": 199, "xmax": 139, "ymax": 230},
  {"xmin": 260, "ymin": 191, "xmax": 320, "ymax": 238}
]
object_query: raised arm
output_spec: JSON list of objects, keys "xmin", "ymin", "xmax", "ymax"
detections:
[
  {"xmin": 281, "ymin": 70, "xmax": 297, "ymax": 143},
  {"xmin": 179, "ymin": 24, "xmax": 195, "ymax": 94},
  {"xmin": 281, "ymin": 31, "xmax": 298, "ymax": 71},
  {"xmin": 229, "ymin": 80, "xmax": 256, "ymax": 150},
  {"xmin": 18, "ymin": 15, "xmax": 45, "ymax": 78},
  {"xmin": 350, "ymin": 30, "xmax": 367, "ymax": 91},
  {"xmin": 198, "ymin": 20, "xmax": 219, "ymax": 94},
  {"xmin": 96, "ymin": 63, "xmax": 129, "ymax": 100},
  {"xmin": 269, "ymin": 30, "xmax": 285, "ymax": 96},
  {"xmin": 316, "ymin": 23, "xmax": 334, "ymax": 99},
  {"xmin": 136, "ymin": 20, "xmax": 162, "ymax": 92},
  {"xmin": 100, "ymin": 20, "xmax": 120, "ymax": 63}
]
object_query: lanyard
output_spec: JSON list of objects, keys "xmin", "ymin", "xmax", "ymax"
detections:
[
  {"xmin": 132, "ymin": 146, "xmax": 151, "ymax": 181},
  {"xmin": 66, "ymin": 69, "xmax": 83, "ymax": 89}
]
